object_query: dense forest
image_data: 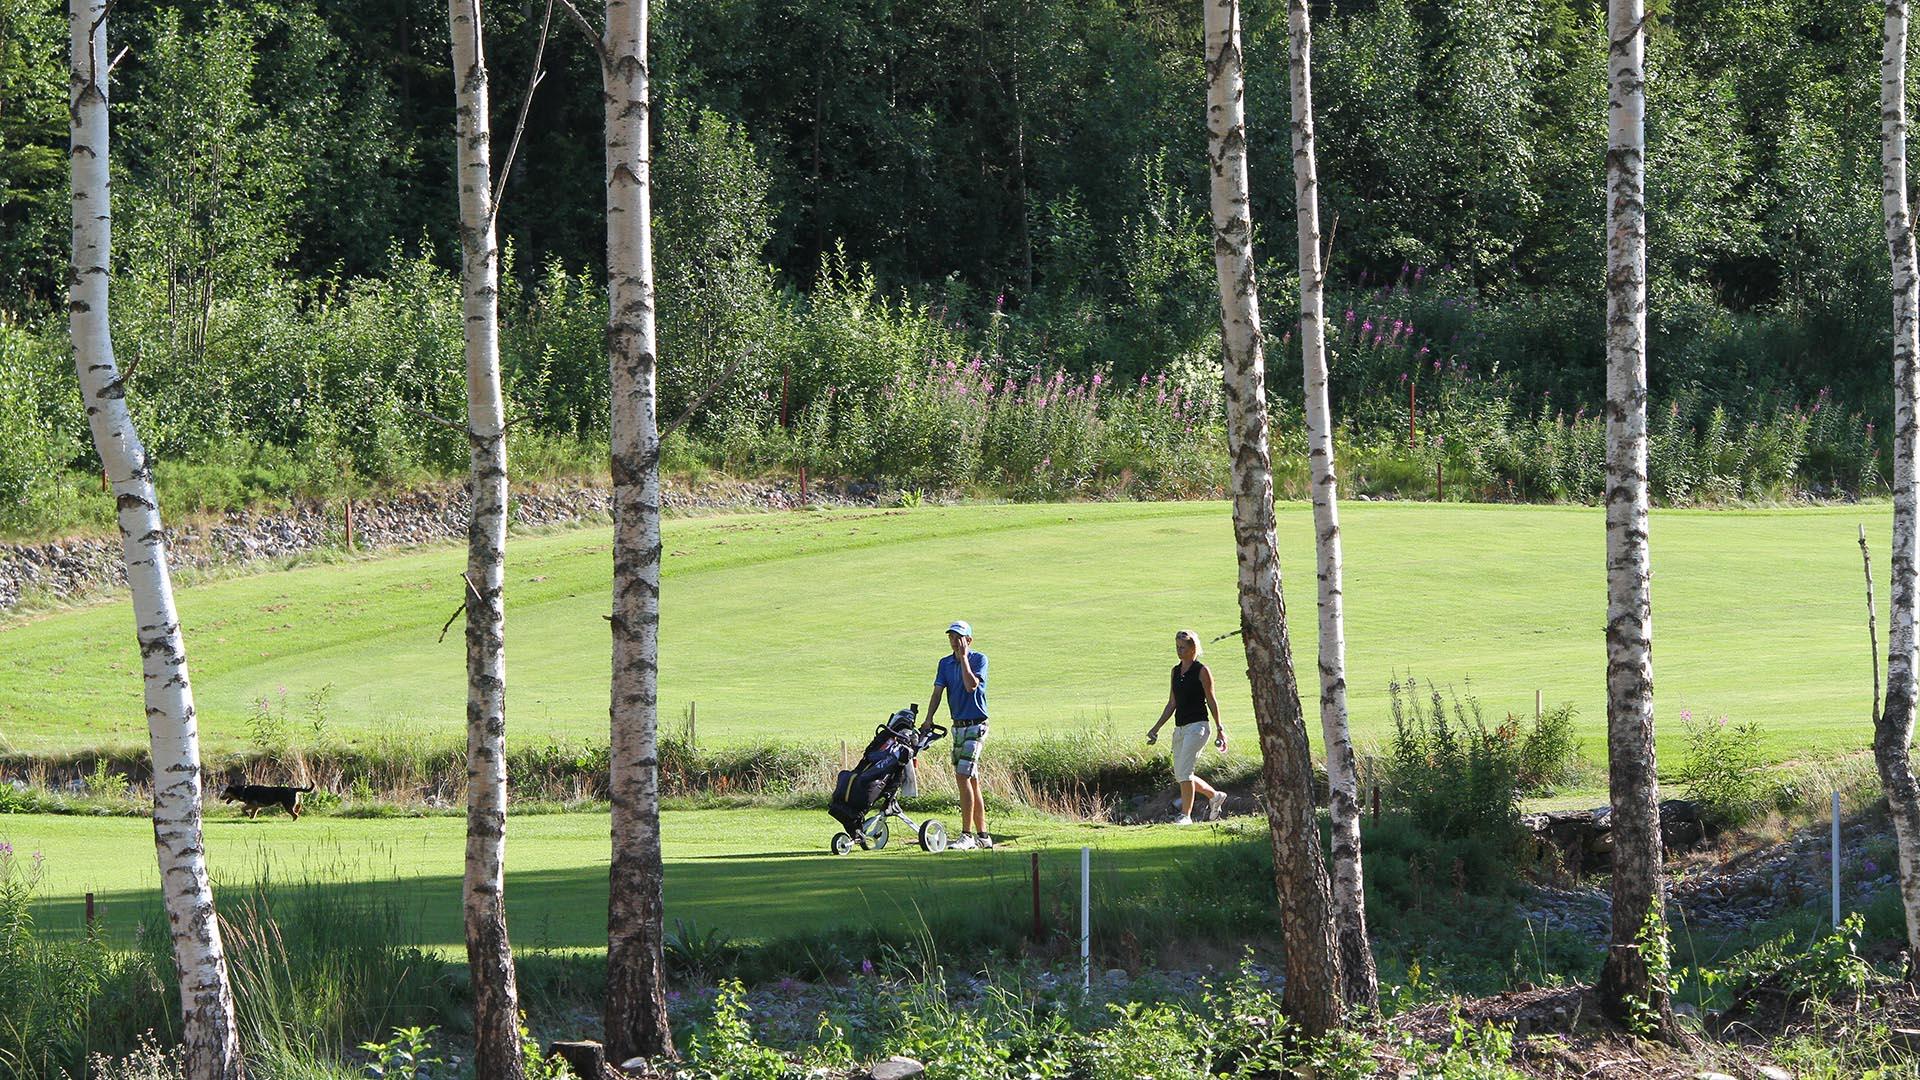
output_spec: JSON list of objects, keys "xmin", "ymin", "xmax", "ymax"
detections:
[{"xmin": 0, "ymin": 0, "xmax": 1900, "ymax": 528}]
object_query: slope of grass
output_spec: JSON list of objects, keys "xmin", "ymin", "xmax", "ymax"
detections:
[{"xmin": 0, "ymin": 500, "xmax": 1888, "ymax": 761}]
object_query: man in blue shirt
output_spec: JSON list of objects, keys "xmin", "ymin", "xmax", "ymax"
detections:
[{"xmin": 926, "ymin": 619, "xmax": 991, "ymax": 849}]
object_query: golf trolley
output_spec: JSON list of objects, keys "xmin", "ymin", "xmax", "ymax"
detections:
[{"xmin": 828, "ymin": 704, "xmax": 950, "ymax": 854}]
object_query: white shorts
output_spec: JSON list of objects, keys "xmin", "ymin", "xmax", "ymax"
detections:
[{"xmin": 1171, "ymin": 723, "xmax": 1211, "ymax": 782}]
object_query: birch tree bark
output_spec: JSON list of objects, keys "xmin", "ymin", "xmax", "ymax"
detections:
[
  {"xmin": 67, "ymin": 3, "xmax": 242, "ymax": 1077},
  {"xmin": 1594, "ymin": 0, "xmax": 1673, "ymax": 1033},
  {"xmin": 601, "ymin": 0, "xmax": 674, "ymax": 1059},
  {"xmin": 446, "ymin": 2, "xmax": 524, "ymax": 1075},
  {"xmin": 1876, "ymin": 0, "xmax": 1920, "ymax": 978},
  {"xmin": 1204, "ymin": 0, "xmax": 1343, "ymax": 1037},
  {"xmin": 1286, "ymin": 0, "xmax": 1375, "ymax": 1010}
]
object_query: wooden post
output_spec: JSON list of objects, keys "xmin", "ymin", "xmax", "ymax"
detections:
[
  {"xmin": 800, "ymin": 464, "xmax": 810, "ymax": 503},
  {"xmin": 344, "ymin": 499, "xmax": 355, "ymax": 552},
  {"xmin": 840, "ymin": 739, "xmax": 848, "ymax": 771},
  {"xmin": 1435, "ymin": 461, "xmax": 1444, "ymax": 502},
  {"xmin": 688, "ymin": 700, "xmax": 696, "ymax": 749},
  {"xmin": 1371, "ymin": 786, "xmax": 1380, "ymax": 824},
  {"xmin": 85, "ymin": 891, "xmax": 95, "ymax": 931},
  {"xmin": 1535, "ymin": 689, "xmax": 1542, "ymax": 720},
  {"xmin": 100, "ymin": 468, "xmax": 108, "ymax": 492},
  {"xmin": 1031, "ymin": 851, "xmax": 1043, "ymax": 940}
]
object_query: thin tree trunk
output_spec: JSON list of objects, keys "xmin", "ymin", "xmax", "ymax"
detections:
[
  {"xmin": 603, "ymin": 0, "xmax": 673, "ymax": 1059},
  {"xmin": 1595, "ymin": 0, "xmax": 1673, "ymax": 1034},
  {"xmin": 67, "ymin": 4, "xmax": 242, "ymax": 1077},
  {"xmin": 1287, "ymin": 0, "xmax": 1375, "ymax": 1010},
  {"xmin": 1203, "ymin": 0, "xmax": 1343, "ymax": 1037},
  {"xmin": 447, "ymin": 2, "xmax": 524, "ymax": 1075},
  {"xmin": 1877, "ymin": 0, "xmax": 1920, "ymax": 979}
]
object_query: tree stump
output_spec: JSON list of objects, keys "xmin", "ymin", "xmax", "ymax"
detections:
[{"xmin": 547, "ymin": 1040, "xmax": 610, "ymax": 1080}]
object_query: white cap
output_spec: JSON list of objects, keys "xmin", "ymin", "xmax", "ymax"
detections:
[{"xmin": 946, "ymin": 620, "xmax": 972, "ymax": 637}]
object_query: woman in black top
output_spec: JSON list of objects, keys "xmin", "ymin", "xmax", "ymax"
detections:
[{"xmin": 1146, "ymin": 629, "xmax": 1227, "ymax": 823}]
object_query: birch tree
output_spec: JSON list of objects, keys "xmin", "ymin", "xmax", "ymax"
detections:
[
  {"xmin": 1594, "ymin": 0, "xmax": 1673, "ymax": 1033},
  {"xmin": 1875, "ymin": 0, "xmax": 1920, "ymax": 977},
  {"xmin": 1204, "ymin": 0, "xmax": 1343, "ymax": 1037},
  {"xmin": 555, "ymin": 0, "xmax": 675, "ymax": 1058},
  {"xmin": 67, "ymin": 2, "xmax": 242, "ymax": 1076},
  {"xmin": 446, "ymin": 1, "xmax": 524, "ymax": 1074},
  {"xmin": 1286, "ymin": 0, "xmax": 1375, "ymax": 1010}
]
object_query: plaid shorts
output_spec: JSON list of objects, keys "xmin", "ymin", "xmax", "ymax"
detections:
[{"xmin": 951, "ymin": 723, "xmax": 988, "ymax": 778}]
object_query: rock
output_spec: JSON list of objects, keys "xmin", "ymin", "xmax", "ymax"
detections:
[
  {"xmin": 1692, "ymin": 1073, "xmax": 1736, "ymax": 1080},
  {"xmin": 1103, "ymin": 968, "xmax": 1128, "ymax": 984},
  {"xmin": 867, "ymin": 1056, "xmax": 926, "ymax": 1080},
  {"xmin": 1754, "ymin": 1067, "xmax": 1793, "ymax": 1080}
]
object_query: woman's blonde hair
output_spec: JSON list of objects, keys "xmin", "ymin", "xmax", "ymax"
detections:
[{"xmin": 1175, "ymin": 629, "xmax": 1202, "ymax": 658}]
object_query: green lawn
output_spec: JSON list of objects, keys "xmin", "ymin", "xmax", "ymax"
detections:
[
  {"xmin": 0, "ymin": 500, "xmax": 1889, "ymax": 761},
  {"xmin": 1, "ymin": 808, "xmax": 1225, "ymax": 951}
]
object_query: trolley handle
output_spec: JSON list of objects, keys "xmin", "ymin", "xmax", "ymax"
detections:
[{"xmin": 921, "ymin": 722, "xmax": 948, "ymax": 742}]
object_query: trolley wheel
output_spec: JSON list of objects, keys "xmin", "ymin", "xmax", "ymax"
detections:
[
  {"xmin": 867, "ymin": 816, "xmax": 891, "ymax": 850},
  {"xmin": 918, "ymin": 820, "xmax": 948, "ymax": 853},
  {"xmin": 831, "ymin": 832, "xmax": 853, "ymax": 856}
]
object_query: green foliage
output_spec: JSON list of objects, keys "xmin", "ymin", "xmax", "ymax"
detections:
[
  {"xmin": 1673, "ymin": 711, "xmax": 1777, "ymax": 829},
  {"xmin": 1383, "ymin": 677, "xmax": 1521, "ymax": 843},
  {"xmin": 1516, "ymin": 702, "xmax": 1584, "ymax": 795},
  {"xmin": 358, "ymin": 1026, "xmax": 440, "ymax": 1080},
  {"xmin": 683, "ymin": 981, "xmax": 789, "ymax": 1080},
  {"xmin": 1702, "ymin": 913, "xmax": 1879, "ymax": 1015}
]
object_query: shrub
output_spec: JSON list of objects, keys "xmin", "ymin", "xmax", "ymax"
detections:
[
  {"xmin": 1515, "ymin": 702, "xmax": 1583, "ymax": 794},
  {"xmin": 1383, "ymin": 677, "xmax": 1521, "ymax": 842},
  {"xmin": 1672, "ymin": 711, "xmax": 1775, "ymax": 829}
]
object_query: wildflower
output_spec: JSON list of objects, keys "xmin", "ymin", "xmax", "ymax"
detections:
[
  {"xmin": 1092, "ymin": 373, "xmax": 1104, "ymax": 388},
  {"xmin": 861, "ymin": 959, "xmax": 875, "ymax": 975},
  {"xmin": 1399, "ymin": 372, "xmax": 1408, "ymax": 384},
  {"xmin": 668, "ymin": 990, "xmax": 682, "ymax": 1002},
  {"xmin": 1361, "ymin": 320, "xmax": 1374, "ymax": 335},
  {"xmin": 1413, "ymin": 266, "xmax": 1426, "ymax": 284},
  {"xmin": 0, "ymin": 841, "xmax": 10, "ymax": 856},
  {"xmin": 1391, "ymin": 319, "xmax": 1405, "ymax": 336},
  {"xmin": 1417, "ymin": 347, "xmax": 1430, "ymax": 359},
  {"xmin": 1041, "ymin": 456, "xmax": 1052, "ymax": 469},
  {"xmin": 1680, "ymin": 709, "xmax": 1692, "ymax": 722},
  {"xmin": 1344, "ymin": 310, "xmax": 1356, "ymax": 323},
  {"xmin": 995, "ymin": 293, "xmax": 1005, "ymax": 310},
  {"xmin": 1433, "ymin": 359, "xmax": 1441, "ymax": 371},
  {"xmin": 1867, "ymin": 859, "xmax": 1881, "ymax": 876}
]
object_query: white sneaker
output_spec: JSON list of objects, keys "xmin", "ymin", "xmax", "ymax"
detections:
[
  {"xmin": 951, "ymin": 834, "xmax": 978, "ymax": 850},
  {"xmin": 1173, "ymin": 815, "xmax": 1193, "ymax": 826},
  {"xmin": 977, "ymin": 834, "xmax": 995, "ymax": 849},
  {"xmin": 1208, "ymin": 793, "xmax": 1228, "ymax": 821}
]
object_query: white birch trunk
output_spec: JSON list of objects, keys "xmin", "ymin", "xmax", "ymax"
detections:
[
  {"xmin": 67, "ymin": 4, "xmax": 242, "ymax": 1077},
  {"xmin": 602, "ymin": 0, "xmax": 674, "ymax": 1058},
  {"xmin": 1876, "ymin": 0, "xmax": 1920, "ymax": 975},
  {"xmin": 1595, "ymin": 0, "xmax": 1672, "ymax": 1032},
  {"xmin": 1287, "ymin": 0, "xmax": 1375, "ymax": 1009},
  {"xmin": 1204, "ymin": 0, "xmax": 1343, "ymax": 1036},
  {"xmin": 446, "ymin": 3, "xmax": 524, "ymax": 1075}
]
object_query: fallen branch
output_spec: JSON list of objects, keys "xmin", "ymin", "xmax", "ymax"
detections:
[{"xmin": 490, "ymin": 0, "xmax": 557, "ymax": 221}]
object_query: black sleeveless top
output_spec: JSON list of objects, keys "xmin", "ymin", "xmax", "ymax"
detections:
[{"xmin": 1171, "ymin": 661, "xmax": 1210, "ymax": 726}]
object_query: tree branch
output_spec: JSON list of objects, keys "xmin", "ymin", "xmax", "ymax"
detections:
[
  {"xmin": 490, "ymin": 0, "xmax": 557, "ymax": 222},
  {"xmin": 106, "ymin": 44, "xmax": 131, "ymax": 76},
  {"xmin": 403, "ymin": 403, "xmax": 467, "ymax": 435},
  {"xmin": 553, "ymin": 0, "xmax": 610, "ymax": 68},
  {"xmin": 656, "ymin": 353, "xmax": 750, "ymax": 448}
]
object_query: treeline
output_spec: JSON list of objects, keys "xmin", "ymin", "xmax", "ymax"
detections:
[{"xmin": 0, "ymin": 0, "xmax": 1898, "ymax": 528}]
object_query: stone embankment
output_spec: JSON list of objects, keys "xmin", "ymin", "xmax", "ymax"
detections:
[{"xmin": 0, "ymin": 477, "xmax": 885, "ymax": 613}]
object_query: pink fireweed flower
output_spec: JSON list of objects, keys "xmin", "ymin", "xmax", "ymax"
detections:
[
  {"xmin": 1361, "ymin": 320, "xmax": 1373, "ymax": 335},
  {"xmin": 1417, "ymin": 346, "xmax": 1430, "ymax": 359},
  {"xmin": 1091, "ymin": 373, "xmax": 1104, "ymax": 388},
  {"xmin": 862, "ymin": 960, "xmax": 875, "ymax": 975},
  {"xmin": 1680, "ymin": 709, "xmax": 1692, "ymax": 721},
  {"xmin": 1399, "ymin": 372, "xmax": 1408, "ymax": 383},
  {"xmin": 1156, "ymin": 389, "xmax": 1167, "ymax": 404},
  {"xmin": 1041, "ymin": 456, "xmax": 1051, "ymax": 469},
  {"xmin": 1433, "ymin": 359, "xmax": 1441, "ymax": 371},
  {"xmin": 1345, "ymin": 310, "xmax": 1356, "ymax": 322},
  {"xmin": 1392, "ymin": 319, "xmax": 1405, "ymax": 335},
  {"xmin": 996, "ymin": 293, "xmax": 1005, "ymax": 310}
]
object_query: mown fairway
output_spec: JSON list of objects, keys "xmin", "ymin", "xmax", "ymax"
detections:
[
  {"xmin": 0, "ymin": 500, "xmax": 1887, "ymax": 759},
  {"xmin": 1, "ymin": 808, "xmax": 1225, "ymax": 950}
]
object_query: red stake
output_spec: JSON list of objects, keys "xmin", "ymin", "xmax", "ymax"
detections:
[{"xmin": 85, "ymin": 891, "xmax": 95, "ymax": 931}]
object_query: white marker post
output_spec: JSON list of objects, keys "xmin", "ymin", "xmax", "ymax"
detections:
[
  {"xmin": 1833, "ymin": 790, "xmax": 1843, "ymax": 927},
  {"xmin": 1080, "ymin": 845, "xmax": 1091, "ymax": 993}
]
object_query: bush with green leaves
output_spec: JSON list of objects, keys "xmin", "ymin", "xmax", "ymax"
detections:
[
  {"xmin": 1672, "ymin": 711, "xmax": 1775, "ymax": 829},
  {"xmin": 1383, "ymin": 677, "xmax": 1521, "ymax": 843}
]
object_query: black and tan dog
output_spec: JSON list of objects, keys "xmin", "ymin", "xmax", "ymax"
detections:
[{"xmin": 221, "ymin": 782, "xmax": 315, "ymax": 820}]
